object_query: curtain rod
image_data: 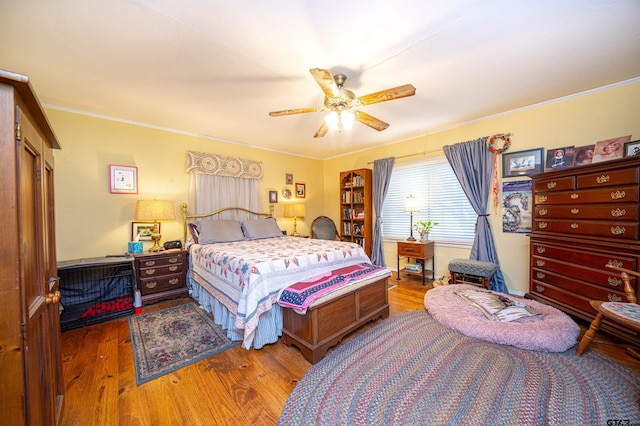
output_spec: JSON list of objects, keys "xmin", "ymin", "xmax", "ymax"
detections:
[{"xmin": 367, "ymin": 148, "xmax": 443, "ymax": 164}]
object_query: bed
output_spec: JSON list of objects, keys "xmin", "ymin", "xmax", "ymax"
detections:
[{"xmin": 181, "ymin": 204, "xmax": 390, "ymax": 355}]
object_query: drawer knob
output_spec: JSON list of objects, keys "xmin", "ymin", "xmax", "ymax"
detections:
[
  {"xmin": 570, "ymin": 223, "xmax": 579, "ymax": 229},
  {"xmin": 536, "ymin": 246, "xmax": 545, "ymax": 254},
  {"xmin": 536, "ymin": 272, "xmax": 545, "ymax": 279},
  {"xmin": 538, "ymin": 222, "xmax": 547, "ymax": 229},
  {"xmin": 570, "ymin": 208, "xmax": 579, "ymax": 214},
  {"xmin": 145, "ymin": 269, "xmax": 156, "ymax": 275},
  {"xmin": 539, "ymin": 208, "xmax": 548, "ymax": 216},
  {"xmin": 169, "ymin": 278, "xmax": 179, "ymax": 285},
  {"xmin": 539, "ymin": 195, "xmax": 548, "ymax": 202},
  {"xmin": 169, "ymin": 265, "xmax": 178, "ymax": 272},
  {"xmin": 536, "ymin": 285, "xmax": 545, "ymax": 292},
  {"xmin": 145, "ymin": 260, "xmax": 156, "ymax": 267},
  {"xmin": 547, "ymin": 181, "xmax": 557, "ymax": 189},
  {"xmin": 570, "ymin": 193, "xmax": 579, "ymax": 199},
  {"xmin": 596, "ymin": 175, "xmax": 610, "ymax": 184},
  {"xmin": 610, "ymin": 226, "xmax": 626, "ymax": 235},
  {"xmin": 608, "ymin": 293, "xmax": 622, "ymax": 302},
  {"xmin": 610, "ymin": 208, "xmax": 627, "ymax": 217},
  {"xmin": 146, "ymin": 281, "xmax": 157, "ymax": 289},
  {"xmin": 608, "ymin": 260, "xmax": 623, "ymax": 268},
  {"xmin": 611, "ymin": 190, "xmax": 626, "ymax": 200},
  {"xmin": 536, "ymin": 260, "xmax": 545, "ymax": 267},
  {"xmin": 169, "ymin": 257, "xmax": 179, "ymax": 263},
  {"xmin": 608, "ymin": 277, "xmax": 622, "ymax": 287}
]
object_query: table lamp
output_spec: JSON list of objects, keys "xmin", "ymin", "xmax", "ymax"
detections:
[
  {"xmin": 283, "ymin": 203, "xmax": 306, "ymax": 237},
  {"xmin": 403, "ymin": 194, "xmax": 419, "ymax": 241},
  {"xmin": 135, "ymin": 200, "xmax": 176, "ymax": 251}
]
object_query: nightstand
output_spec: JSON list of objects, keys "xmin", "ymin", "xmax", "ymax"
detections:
[
  {"xmin": 397, "ymin": 241, "xmax": 435, "ymax": 286},
  {"xmin": 132, "ymin": 249, "xmax": 189, "ymax": 305}
]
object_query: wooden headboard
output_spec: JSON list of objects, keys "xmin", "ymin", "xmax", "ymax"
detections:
[{"xmin": 180, "ymin": 203, "xmax": 274, "ymax": 243}]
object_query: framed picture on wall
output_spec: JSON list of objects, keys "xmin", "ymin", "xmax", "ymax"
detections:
[
  {"xmin": 109, "ymin": 164, "xmax": 138, "ymax": 194},
  {"xmin": 269, "ymin": 190, "xmax": 278, "ymax": 203},
  {"xmin": 295, "ymin": 183, "xmax": 306, "ymax": 198},
  {"xmin": 502, "ymin": 148, "xmax": 544, "ymax": 178}
]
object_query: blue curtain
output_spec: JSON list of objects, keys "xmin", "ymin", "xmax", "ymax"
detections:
[
  {"xmin": 443, "ymin": 137, "xmax": 507, "ymax": 293},
  {"xmin": 371, "ymin": 157, "xmax": 395, "ymax": 266}
]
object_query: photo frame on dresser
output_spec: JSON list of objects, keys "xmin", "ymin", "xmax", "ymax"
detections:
[
  {"xmin": 502, "ymin": 148, "xmax": 544, "ymax": 178},
  {"xmin": 624, "ymin": 140, "xmax": 640, "ymax": 157},
  {"xmin": 131, "ymin": 222, "xmax": 157, "ymax": 241}
]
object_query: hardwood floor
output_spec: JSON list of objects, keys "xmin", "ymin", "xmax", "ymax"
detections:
[{"xmin": 59, "ymin": 276, "xmax": 640, "ymax": 426}]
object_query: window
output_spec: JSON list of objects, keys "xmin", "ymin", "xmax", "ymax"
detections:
[{"xmin": 381, "ymin": 157, "xmax": 476, "ymax": 245}]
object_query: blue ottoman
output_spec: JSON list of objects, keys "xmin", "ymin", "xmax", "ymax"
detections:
[{"xmin": 448, "ymin": 258, "xmax": 498, "ymax": 289}]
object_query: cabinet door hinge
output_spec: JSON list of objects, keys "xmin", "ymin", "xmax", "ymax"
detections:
[
  {"xmin": 21, "ymin": 322, "xmax": 26, "ymax": 340},
  {"xmin": 15, "ymin": 122, "xmax": 21, "ymax": 141}
]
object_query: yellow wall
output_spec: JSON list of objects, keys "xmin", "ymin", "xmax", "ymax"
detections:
[
  {"xmin": 48, "ymin": 80, "xmax": 640, "ymax": 294},
  {"xmin": 48, "ymin": 110, "xmax": 324, "ymax": 260},
  {"xmin": 324, "ymin": 80, "xmax": 640, "ymax": 294}
]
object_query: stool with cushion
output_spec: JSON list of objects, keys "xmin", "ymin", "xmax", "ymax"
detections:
[
  {"xmin": 576, "ymin": 264, "xmax": 640, "ymax": 358},
  {"xmin": 448, "ymin": 258, "xmax": 498, "ymax": 289}
]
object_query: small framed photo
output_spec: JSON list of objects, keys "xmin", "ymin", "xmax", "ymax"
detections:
[
  {"xmin": 502, "ymin": 148, "xmax": 544, "ymax": 178},
  {"xmin": 131, "ymin": 222, "xmax": 157, "ymax": 241},
  {"xmin": 623, "ymin": 140, "xmax": 640, "ymax": 157},
  {"xmin": 269, "ymin": 190, "xmax": 278, "ymax": 203},
  {"xmin": 109, "ymin": 164, "xmax": 138, "ymax": 194},
  {"xmin": 545, "ymin": 146, "xmax": 574, "ymax": 171},
  {"xmin": 286, "ymin": 173, "xmax": 293, "ymax": 185},
  {"xmin": 295, "ymin": 183, "xmax": 306, "ymax": 198},
  {"xmin": 592, "ymin": 135, "xmax": 630, "ymax": 163}
]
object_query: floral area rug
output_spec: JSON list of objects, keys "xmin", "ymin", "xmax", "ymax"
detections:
[{"xmin": 128, "ymin": 302, "xmax": 236, "ymax": 385}]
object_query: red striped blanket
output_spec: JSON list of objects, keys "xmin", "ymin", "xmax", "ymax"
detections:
[{"xmin": 278, "ymin": 262, "xmax": 386, "ymax": 310}]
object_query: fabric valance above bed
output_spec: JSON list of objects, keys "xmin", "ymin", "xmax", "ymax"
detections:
[{"xmin": 186, "ymin": 150, "xmax": 263, "ymax": 180}]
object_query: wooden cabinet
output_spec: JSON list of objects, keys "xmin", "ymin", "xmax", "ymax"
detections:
[
  {"xmin": 133, "ymin": 250, "xmax": 189, "ymax": 305},
  {"xmin": 396, "ymin": 241, "xmax": 435, "ymax": 285},
  {"xmin": 0, "ymin": 71, "xmax": 64, "ymax": 424},
  {"xmin": 528, "ymin": 155, "xmax": 640, "ymax": 345},
  {"xmin": 339, "ymin": 169, "xmax": 372, "ymax": 257}
]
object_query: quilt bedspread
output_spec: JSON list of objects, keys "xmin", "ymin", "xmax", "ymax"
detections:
[{"xmin": 189, "ymin": 236, "xmax": 370, "ymax": 348}]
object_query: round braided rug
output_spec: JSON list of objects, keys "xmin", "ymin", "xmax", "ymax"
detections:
[{"xmin": 279, "ymin": 310, "xmax": 640, "ymax": 425}]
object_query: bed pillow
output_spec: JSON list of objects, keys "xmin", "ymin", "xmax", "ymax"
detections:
[
  {"xmin": 197, "ymin": 219, "xmax": 245, "ymax": 244},
  {"xmin": 241, "ymin": 218, "xmax": 282, "ymax": 239}
]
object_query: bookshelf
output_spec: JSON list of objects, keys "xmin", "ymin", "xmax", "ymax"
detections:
[{"xmin": 340, "ymin": 168, "xmax": 372, "ymax": 257}]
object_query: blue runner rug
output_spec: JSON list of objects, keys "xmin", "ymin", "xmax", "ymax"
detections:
[{"xmin": 128, "ymin": 302, "xmax": 236, "ymax": 385}]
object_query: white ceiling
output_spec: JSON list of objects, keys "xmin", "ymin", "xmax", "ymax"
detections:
[{"xmin": 1, "ymin": 1, "xmax": 639, "ymax": 159}]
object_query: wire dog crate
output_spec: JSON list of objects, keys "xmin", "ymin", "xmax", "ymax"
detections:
[{"xmin": 58, "ymin": 256, "xmax": 135, "ymax": 331}]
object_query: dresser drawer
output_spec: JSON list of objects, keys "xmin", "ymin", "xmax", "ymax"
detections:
[
  {"xmin": 532, "ymin": 254, "xmax": 635, "ymax": 288},
  {"xmin": 577, "ymin": 167, "xmax": 639, "ymax": 189},
  {"xmin": 139, "ymin": 274, "xmax": 185, "ymax": 296},
  {"xmin": 534, "ymin": 204, "xmax": 640, "ymax": 221},
  {"xmin": 397, "ymin": 242, "xmax": 426, "ymax": 257},
  {"xmin": 531, "ymin": 243, "xmax": 636, "ymax": 271},
  {"xmin": 533, "ymin": 219, "xmax": 639, "ymax": 239},
  {"xmin": 532, "ymin": 267, "xmax": 632, "ymax": 295},
  {"xmin": 138, "ymin": 262, "xmax": 184, "ymax": 278},
  {"xmin": 533, "ymin": 176, "xmax": 575, "ymax": 193},
  {"xmin": 534, "ymin": 185, "xmax": 639, "ymax": 205}
]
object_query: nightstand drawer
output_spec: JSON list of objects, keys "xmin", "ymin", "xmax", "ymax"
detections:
[
  {"xmin": 139, "ymin": 274, "xmax": 185, "ymax": 295},
  {"xmin": 138, "ymin": 263, "xmax": 183, "ymax": 278},
  {"xmin": 397, "ymin": 242, "xmax": 425, "ymax": 257},
  {"xmin": 137, "ymin": 252, "xmax": 184, "ymax": 268}
]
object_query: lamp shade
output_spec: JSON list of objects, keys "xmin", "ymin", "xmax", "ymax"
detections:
[
  {"xmin": 403, "ymin": 194, "xmax": 419, "ymax": 213},
  {"xmin": 283, "ymin": 203, "xmax": 306, "ymax": 218},
  {"xmin": 135, "ymin": 200, "xmax": 176, "ymax": 221}
]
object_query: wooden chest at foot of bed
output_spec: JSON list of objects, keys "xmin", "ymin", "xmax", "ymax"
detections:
[{"xmin": 282, "ymin": 275, "xmax": 390, "ymax": 364}]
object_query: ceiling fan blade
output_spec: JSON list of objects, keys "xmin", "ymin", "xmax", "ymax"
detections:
[
  {"xmin": 313, "ymin": 121, "xmax": 329, "ymax": 138},
  {"xmin": 357, "ymin": 84, "xmax": 416, "ymax": 106},
  {"xmin": 309, "ymin": 68, "xmax": 340, "ymax": 97},
  {"xmin": 354, "ymin": 110, "xmax": 389, "ymax": 131},
  {"xmin": 269, "ymin": 107, "xmax": 321, "ymax": 117}
]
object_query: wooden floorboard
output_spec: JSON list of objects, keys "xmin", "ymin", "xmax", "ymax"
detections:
[{"xmin": 59, "ymin": 276, "xmax": 640, "ymax": 425}]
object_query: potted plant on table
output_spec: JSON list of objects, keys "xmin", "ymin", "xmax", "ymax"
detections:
[{"xmin": 414, "ymin": 220, "xmax": 438, "ymax": 242}]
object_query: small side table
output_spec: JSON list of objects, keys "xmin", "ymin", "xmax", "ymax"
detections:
[
  {"xmin": 132, "ymin": 249, "xmax": 189, "ymax": 305},
  {"xmin": 397, "ymin": 241, "xmax": 435, "ymax": 286}
]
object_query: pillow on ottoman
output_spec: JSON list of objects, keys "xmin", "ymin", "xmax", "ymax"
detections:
[{"xmin": 424, "ymin": 284, "xmax": 580, "ymax": 352}]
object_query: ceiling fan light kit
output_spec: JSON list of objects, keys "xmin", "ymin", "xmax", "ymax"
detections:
[{"xmin": 269, "ymin": 68, "xmax": 416, "ymax": 138}]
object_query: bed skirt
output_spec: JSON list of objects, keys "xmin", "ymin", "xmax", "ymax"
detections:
[{"xmin": 190, "ymin": 280, "xmax": 283, "ymax": 349}]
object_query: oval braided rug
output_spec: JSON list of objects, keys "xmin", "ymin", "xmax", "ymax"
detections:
[{"xmin": 279, "ymin": 310, "xmax": 640, "ymax": 425}]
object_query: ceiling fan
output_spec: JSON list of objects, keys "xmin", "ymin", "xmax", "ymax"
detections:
[{"xmin": 269, "ymin": 68, "xmax": 416, "ymax": 138}]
